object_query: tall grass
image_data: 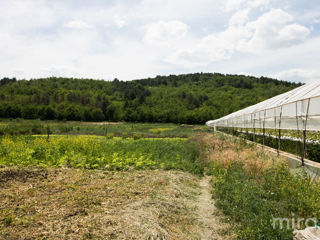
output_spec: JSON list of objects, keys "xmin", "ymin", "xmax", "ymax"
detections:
[{"xmin": 205, "ymin": 133, "xmax": 320, "ymax": 239}]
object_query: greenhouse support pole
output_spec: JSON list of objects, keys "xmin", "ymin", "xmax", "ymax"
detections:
[
  {"xmin": 226, "ymin": 120, "xmax": 229, "ymax": 134},
  {"xmin": 253, "ymin": 114, "xmax": 256, "ymax": 142},
  {"xmin": 246, "ymin": 117, "xmax": 249, "ymax": 140},
  {"xmin": 302, "ymin": 130, "xmax": 307, "ymax": 166},
  {"xmin": 301, "ymin": 98, "xmax": 311, "ymax": 166},
  {"xmin": 275, "ymin": 110, "xmax": 278, "ymax": 156},
  {"xmin": 278, "ymin": 128, "xmax": 281, "ymax": 157},
  {"xmin": 277, "ymin": 107, "xmax": 282, "ymax": 157},
  {"xmin": 263, "ymin": 110, "xmax": 266, "ymax": 148},
  {"xmin": 295, "ymin": 102, "xmax": 300, "ymax": 156}
]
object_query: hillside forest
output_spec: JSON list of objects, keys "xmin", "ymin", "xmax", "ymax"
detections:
[{"xmin": 0, "ymin": 73, "xmax": 301, "ymax": 124}]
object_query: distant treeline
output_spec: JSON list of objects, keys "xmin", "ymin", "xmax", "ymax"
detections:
[{"xmin": 0, "ymin": 73, "xmax": 301, "ymax": 124}]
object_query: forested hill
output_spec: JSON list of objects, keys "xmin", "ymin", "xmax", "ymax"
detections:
[{"xmin": 0, "ymin": 73, "xmax": 301, "ymax": 124}]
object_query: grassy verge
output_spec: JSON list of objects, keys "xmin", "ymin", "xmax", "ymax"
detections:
[
  {"xmin": 0, "ymin": 135, "xmax": 203, "ymax": 175},
  {"xmin": 202, "ymin": 133, "xmax": 320, "ymax": 239}
]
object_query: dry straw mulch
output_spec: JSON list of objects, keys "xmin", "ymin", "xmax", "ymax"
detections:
[{"xmin": 0, "ymin": 168, "xmax": 201, "ymax": 240}]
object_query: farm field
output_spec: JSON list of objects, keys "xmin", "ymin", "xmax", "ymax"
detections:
[
  {"xmin": 0, "ymin": 122, "xmax": 233, "ymax": 239},
  {"xmin": 1, "ymin": 121, "xmax": 320, "ymax": 239},
  {"xmin": 0, "ymin": 135, "xmax": 203, "ymax": 174},
  {"xmin": 0, "ymin": 119, "xmax": 207, "ymax": 138},
  {"xmin": 0, "ymin": 0, "xmax": 318, "ymax": 238}
]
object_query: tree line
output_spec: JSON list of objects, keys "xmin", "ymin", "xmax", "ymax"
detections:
[{"xmin": 0, "ymin": 73, "xmax": 301, "ymax": 124}]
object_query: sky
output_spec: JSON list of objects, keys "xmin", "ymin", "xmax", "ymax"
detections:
[{"xmin": 0, "ymin": 0, "xmax": 320, "ymax": 83}]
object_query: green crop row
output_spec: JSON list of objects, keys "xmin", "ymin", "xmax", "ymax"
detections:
[{"xmin": 0, "ymin": 135, "xmax": 203, "ymax": 175}]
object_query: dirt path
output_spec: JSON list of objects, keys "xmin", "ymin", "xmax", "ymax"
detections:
[{"xmin": 197, "ymin": 175, "xmax": 230, "ymax": 240}]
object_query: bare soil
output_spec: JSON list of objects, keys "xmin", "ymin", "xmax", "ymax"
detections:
[{"xmin": 196, "ymin": 175, "xmax": 231, "ymax": 240}]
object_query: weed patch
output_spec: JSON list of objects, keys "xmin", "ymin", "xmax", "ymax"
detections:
[{"xmin": 203, "ymin": 133, "xmax": 320, "ymax": 239}]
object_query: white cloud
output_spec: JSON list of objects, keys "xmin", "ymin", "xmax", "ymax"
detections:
[
  {"xmin": 0, "ymin": 0, "xmax": 56, "ymax": 33},
  {"xmin": 64, "ymin": 20, "xmax": 93, "ymax": 29},
  {"xmin": 137, "ymin": 0, "xmax": 222, "ymax": 21},
  {"xmin": 166, "ymin": 24, "xmax": 251, "ymax": 67},
  {"xmin": 143, "ymin": 20, "xmax": 188, "ymax": 46},
  {"xmin": 246, "ymin": 9, "xmax": 310, "ymax": 51},
  {"xmin": 237, "ymin": 71, "xmax": 254, "ymax": 76},
  {"xmin": 277, "ymin": 24, "xmax": 310, "ymax": 45},
  {"xmin": 224, "ymin": 0, "xmax": 247, "ymax": 11},
  {"xmin": 166, "ymin": 35, "xmax": 233, "ymax": 67},
  {"xmin": 40, "ymin": 66, "xmax": 74, "ymax": 77},
  {"xmin": 248, "ymin": 0, "xmax": 270, "ymax": 8},
  {"xmin": 229, "ymin": 9, "xmax": 250, "ymax": 26},
  {"xmin": 273, "ymin": 68, "xmax": 320, "ymax": 83},
  {"xmin": 313, "ymin": 18, "xmax": 320, "ymax": 24},
  {"xmin": 0, "ymin": 33, "xmax": 10, "ymax": 45},
  {"xmin": 0, "ymin": 0, "xmax": 318, "ymax": 82},
  {"xmin": 114, "ymin": 16, "xmax": 126, "ymax": 28},
  {"xmin": 103, "ymin": 16, "xmax": 126, "ymax": 28},
  {"xmin": 224, "ymin": 0, "xmax": 269, "ymax": 11},
  {"xmin": 167, "ymin": 8, "xmax": 311, "ymax": 67}
]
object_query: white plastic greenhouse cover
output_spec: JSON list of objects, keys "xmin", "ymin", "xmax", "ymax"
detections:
[{"xmin": 206, "ymin": 80, "xmax": 320, "ymax": 131}]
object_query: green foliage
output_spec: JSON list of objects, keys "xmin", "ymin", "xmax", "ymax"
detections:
[
  {"xmin": 133, "ymin": 133, "xmax": 142, "ymax": 140},
  {"xmin": 0, "ymin": 74, "xmax": 300, "ymax": 124},
  {"xmin": 212, "ymin": 161, "xmax": 320, "ymax": 239},
  {"xmin": 121, "ymin": 132, "xmax": 128, "ymax": 139},
  {"xmin": 225, "ymin": 128, "xmax": 320, "ymax": 163},
  {"xmin": 0, "ymin": 136, "xmax": 203, "ymax": 175},
  {"xmin": 0, "ymin": 120, "xmax": 205, "ymax": 138},
  {"xmin": 106, "ymin": 133, "xmax": 114, "ymax": 139}
]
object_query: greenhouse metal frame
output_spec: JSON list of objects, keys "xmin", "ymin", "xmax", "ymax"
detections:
[{"xmin": 206, "ymin": 81, "xmax": 320, "ymax": 165}]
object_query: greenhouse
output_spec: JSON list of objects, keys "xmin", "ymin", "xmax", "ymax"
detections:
[{"xmin": 206, "ymin": 80, "xmax": 320, "ymax": 164}]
